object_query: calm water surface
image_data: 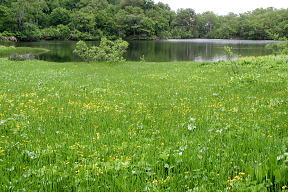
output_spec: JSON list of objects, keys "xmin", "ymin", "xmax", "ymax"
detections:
[{"xmin": 12, "ymin": 39, "xmax": 278, "ymax": 62}]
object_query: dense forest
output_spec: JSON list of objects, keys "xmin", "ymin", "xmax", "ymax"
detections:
[{"xmin": 0, "ymin": 0, "xmax": 287, "ymax": 41}]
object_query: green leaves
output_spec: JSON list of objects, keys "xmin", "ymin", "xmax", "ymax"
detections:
[
  {"xmin": 224, "ymin": 46, "xmax": 240, "ymax": 75},
  {"xmin": 74, "ymin": 38, "xmax": 129, "ymax": 63},
  {"xmin": 73, "ymin": 40, "xmax": 90, "ymax": 61},
  {"xmin": 266, "ymin": 41, "xmax": 288, "ymax": 55},
  {"xmin": 224, "ymin": 46, "xmax": 234, "ymax": 61},
  {"xmin": 49, "ymin": 7, "xmax": 71, "ymax": 26}
]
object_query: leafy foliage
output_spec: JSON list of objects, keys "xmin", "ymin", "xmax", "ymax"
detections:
[
  {"xmin": 266, "ymin": 41, "xmax": 288, "ymax": 55},
  {"xmin": 224, "ymin": 46, "xmax": 239, "ymax": 74},
  {"xmin": 41, "ymin": 24, "xmax": 71, "ymax": 40},
  {"xmin": 74, "ymin": 38, "xmax": 129, "ymax": 63},
  {"xmin": 224, "ymin": 46, "xmax": 234, "ymax": 61},
  {"xmin": 49, "ymin": 7, "xmax": 71, "ymax": 26},
  {"xmin": 0, "ymin": 0, "xmax": 287, "ymax": 41}
]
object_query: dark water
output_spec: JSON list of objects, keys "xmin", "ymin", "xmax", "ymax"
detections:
[{"xmin": 5, "ymin": 39, "xmax": 278, "ymax": 62}]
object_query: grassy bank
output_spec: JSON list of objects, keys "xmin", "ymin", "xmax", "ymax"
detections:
[
  {"xmin": 0, "ymin": 46, "xmax": 49, "ymax": 57},
  {"xmin": 0, "ymin": 56, "xmax": 288, "ymax": 191}
]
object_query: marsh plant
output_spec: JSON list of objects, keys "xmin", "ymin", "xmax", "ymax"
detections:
[
  {"xmin": 74, "ymin": 38, "xmax": 129, "ymax": 63},
  {"xmin": 224, "ymin": 46, "xmax": 240, "ymax": 75}
]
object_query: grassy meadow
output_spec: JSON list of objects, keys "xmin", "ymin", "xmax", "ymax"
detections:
[{"xmin": 0, "ymin": 56, "xmax": 288, "ymax": 191}]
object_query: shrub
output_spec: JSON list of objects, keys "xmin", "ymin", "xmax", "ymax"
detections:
[
  {"xmin": 19, "ymin": 23, "xmax": 42, "ymax": 41},
  {"xmin": 224, "ymin": 46, "xmax": 239, "ymax": 74},
  {"xmin": 266, "ymin": 41, "xmax": 288, "ymax": 55},
  {"xmin": 70, "ymin": 30, "xmax": 94, "ymax": 41},
  {"xmin": 49, "ymin": 7, "xmax": 71, "ymax": 26},
  {"xmin": 0, "ymin": 31, "xmax": 18, "ymax": 42},
  {"xmin": 41, "ymin": 27, "xmax": 58, "ymax": 40},
  {"xmin": 0, "ymin": 31, "xmax": 16, "ymax": 37},
  {"xmin": 56, "ymin": 25, "xmax": 70, "ymax": 40},
  {"xmin": 73, "ymin": 38, "xmax": 129, "ymax": 63},
  {"xmin": 41, "ymin": 25, "xmax": 71, "ymax": 40},
  {"xmin": 8, "ymin": 53, "xmax": 35, "ymax": 61},
  {"xmin": 73, "ymin": 41, "xmax": 90, "ymax": 61}
]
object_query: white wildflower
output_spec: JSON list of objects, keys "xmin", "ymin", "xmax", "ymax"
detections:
[{"xmin": 188, "ymin": 124, "xmax": 197, "ymax": 131}]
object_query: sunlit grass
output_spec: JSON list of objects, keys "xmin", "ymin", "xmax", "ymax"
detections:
[{"xmin": 0, "ymin": 55, "xmax": 287, "ymax": 191}]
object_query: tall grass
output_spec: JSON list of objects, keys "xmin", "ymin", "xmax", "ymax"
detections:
[{"xmin": 0, "ymin": 56, "xmax": 287, "ymax": 191}]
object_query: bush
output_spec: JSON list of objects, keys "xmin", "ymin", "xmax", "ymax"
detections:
[
  {"xmin": 70, "ymin": 30, "xmax": 94, "ymax": 41},
  {"xmin": 224, "ymin": 46, "xmax": 239, "ymax": 74},
  {"xmin": 41, "ymin": 25, "xmax": 71, "ymax": 40},
  {"xmin": 73, "ymin": 38, "xmax": 129, "ymax": 63},
  {"xmin": 0, "ymin": 31, "xmax": 18, "ymax": 42},
  {"xmin": 49, "ymin": 7, "xmax": 71, "ymax": 26},
  {"xmin": 73, "ymin": 41, "xmax": 90, "ymax": 61},
  {"xmin": 266, "ymin": 41, "xmax": 288, "ymax": 55},
  {"xmin": 41, "ymin": 27, "xmax": 58, "ymax": 40},
  {"xmin": 0, "ymin": 31, "xmax": 16, "ymax": 37},
  {"xmin": 18, "ymin": 23, "xmax": 42, "ymax": 41},
  {"xmin": 8, "ymin": 53, "xmax": 35, "ymax": 61}
]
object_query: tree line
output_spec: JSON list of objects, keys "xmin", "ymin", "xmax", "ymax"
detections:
[{"xmin": 0, "ymin": 0, "xmax": 287, "ymax": 41}]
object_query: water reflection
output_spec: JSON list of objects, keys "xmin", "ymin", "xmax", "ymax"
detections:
[
  {"xmin": 127, "ymin": 39, "xmax": 275, "ymax": 62},
  {"xmin": 1, "ymin": 39, "xmax": 278, "ymax": 62}
]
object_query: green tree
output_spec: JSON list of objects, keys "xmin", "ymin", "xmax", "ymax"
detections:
[
  {"xmin": 116, "ymin": 6, "xmax": 153, "ymax": 39},
  {"xmin": 1, "ymin": 0, "xmax": 288, "ymax": 41},
  {"xmin": 120, "ymin": 0, "xmax": 143, "ymax": 8},
  {"xmin": 49, "ymin": 7, "xmax": 71, "ymax": 26},
  {"xmin": 12, "ymin": 0, "xmax": 48, "ymax": 28},
  {"xmin": 171, "ymin": 8, "xmax": 198, "ymax": 38},
  {"xmin": 0, "ymin": 5, "xmax": 17, "ymax": 32},
  {"xmin": 146, "ymin": 5, "xmax": 173, "ymax": 38},
  {"xmin": 70, "ymin": 7, "xmax": 96, "ymax": 34},
  {"xmin": 213, "ymin": 13, "xmax": 239, "ymax": 39},
  {"xmin": 76, "ymin": 0, "xmax": 108, "ymax": 9},
  {"xmin": 197, "ymin": 11, "xmax": 219, "ymax": 38}
]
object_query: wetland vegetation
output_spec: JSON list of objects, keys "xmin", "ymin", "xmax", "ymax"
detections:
[{"xmin": 0, "ymin": 55, "xmax": 288, "ymax": 191}]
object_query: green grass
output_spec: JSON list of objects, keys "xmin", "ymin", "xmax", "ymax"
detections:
[
  {"xmin": 0, "ymin": 45, "xmax": 49, "ymax": 57},
  {"xmin": 0, "ymin": 56, "xmax": 288, "ymax": 191}
]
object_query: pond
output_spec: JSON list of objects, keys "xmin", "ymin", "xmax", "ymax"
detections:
[{"xmin": 4, "ymin": 39, "xmax": 279, "ymax": 62}]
